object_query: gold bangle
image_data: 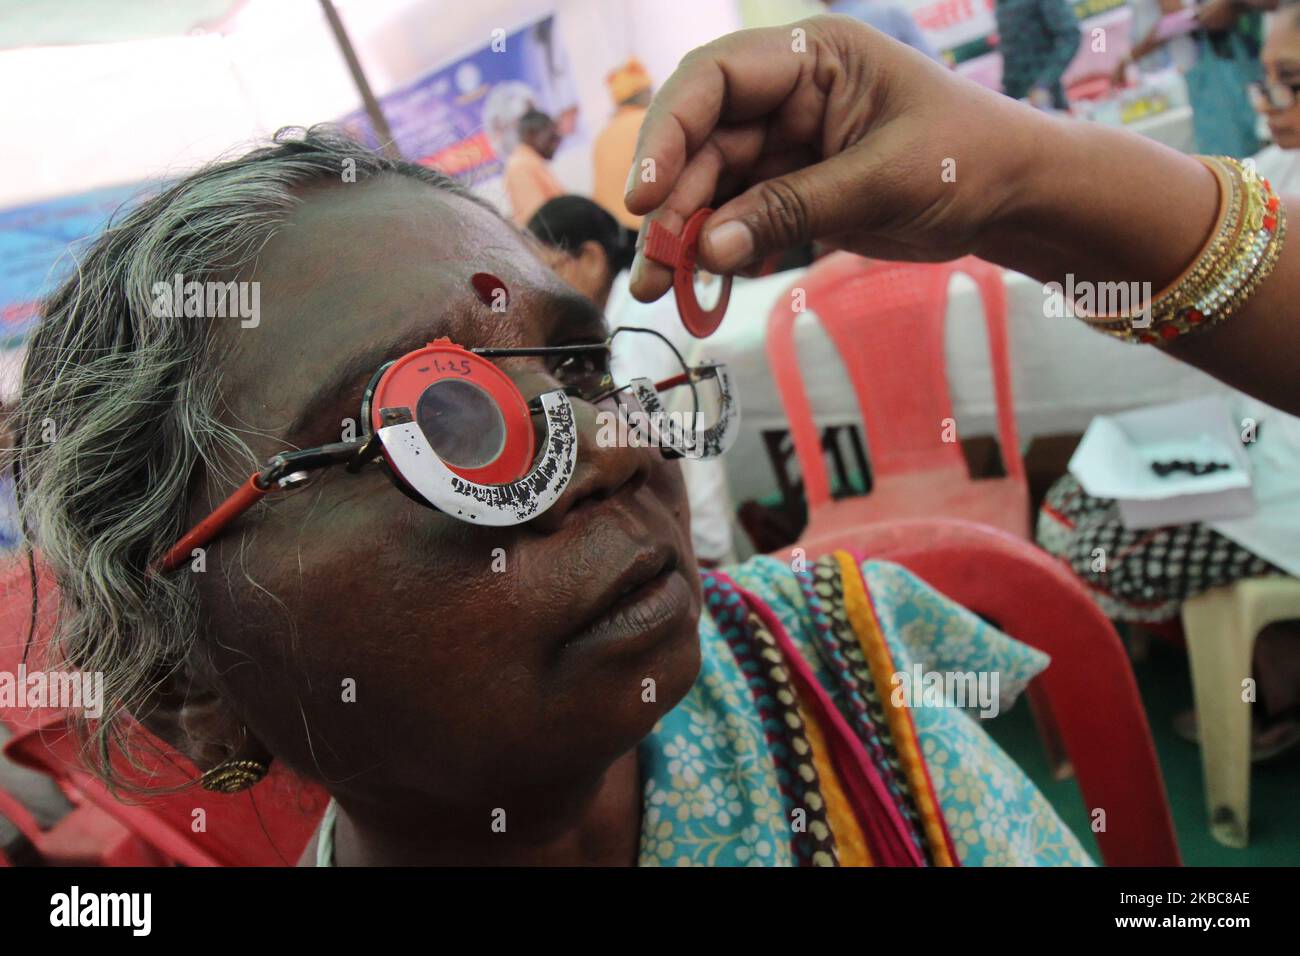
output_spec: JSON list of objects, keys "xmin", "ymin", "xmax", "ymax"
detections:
[
  {"xmin": 1079, "ymin": 155, "xmax": 1285, "ymax": 344},
  {"xmin": 1155, "ymin": 156, "xmax": 1286, "ymax": 341},
  {"xmin": 1078, "ymin": 156, "xmax": 1238, "ymax": 336}
]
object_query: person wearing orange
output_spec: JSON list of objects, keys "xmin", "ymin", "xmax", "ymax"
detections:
[
  {"xmin": 593, "ymin": 58, "xmax": 653, "ymax": 230},
  {"xmin": 503, "ymin": 109, "xmax": 565, "ymax": 225}
]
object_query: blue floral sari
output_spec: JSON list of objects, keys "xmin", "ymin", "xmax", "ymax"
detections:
[{"xmin": 637, "ymin": 554, "xmax": 1093, "ymax": 866}]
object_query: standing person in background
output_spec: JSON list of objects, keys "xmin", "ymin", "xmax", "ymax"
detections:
[
  {"xmin": 1115, "ymin": 0, "xmax": 1278, "ymax": 156},
  {"xmin": 504, "ymin": 109, "xmax": 565, "ymax": 225},
  {"xmin": 593, "ymin": 58, "xmax": 654, "ymax": 230},
  {"xmin": 1120, "ymin": 0, "xmax": 1199, "ymax": 78},
  {"xmin": 1187, "ymin": 0, "xmax": 1274, "ymax": 156},
  {"xmin": 994, "ymin": 0, "xmax": 1082, "ymax": 110},
  {"xmin": 820, "ymin": 0, "xmax": 943, "ymax": 59}
]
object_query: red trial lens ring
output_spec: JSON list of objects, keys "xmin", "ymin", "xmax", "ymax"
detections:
[
  {"xmin": 644, "ymin": 207, "xmax": 733, "ymax": 338},
  {"xmin": 369, "ymin": 338, "xmax": 536, "ymax": 486}
]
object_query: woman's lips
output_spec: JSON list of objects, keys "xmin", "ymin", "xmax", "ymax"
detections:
[{"xmin": 562, "ymin": 559, "xmax": 693, "ymax": 657}]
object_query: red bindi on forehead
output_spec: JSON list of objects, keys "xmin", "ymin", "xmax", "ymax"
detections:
[{"xmin": 471, "ymin": 273, "xmax": 510, "ymax": 311}]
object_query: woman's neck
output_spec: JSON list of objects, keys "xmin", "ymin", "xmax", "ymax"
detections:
[{"xmin": 328, "ymin": 749, "xmax": 644, "ymax": 866}]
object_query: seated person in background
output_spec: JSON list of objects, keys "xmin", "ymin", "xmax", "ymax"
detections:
[
  {"xmin": 504, "ymin": 109, "xmax": 565, "ymax": 226},
  {"xmin": 527, "ymin": 195, "xmax": 736, "ymax": 565},
  {"xmin": 1250, "ymin": 2, "xmax": 1300, "ymax": 187},
  {"xmin": 1041, "ymin": 8, "xmax": 1300, "ymax": 760}
]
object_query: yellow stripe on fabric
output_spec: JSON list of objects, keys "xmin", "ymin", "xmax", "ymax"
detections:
[
  {"xmin": 795, "ymin": 699, "xmax": 873, "ymax": 867},
  {"xmin": 833, "ymin": 550, "xmax": 956, "ymax": 868}
]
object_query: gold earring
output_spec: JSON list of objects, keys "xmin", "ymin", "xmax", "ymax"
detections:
[{"xmin": 199, "ymin": 759, "xmax": 269, "ymax": 793}]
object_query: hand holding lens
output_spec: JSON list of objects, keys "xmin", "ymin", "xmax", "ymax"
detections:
[{"xmin": 644, "ymin": 208, "xmax": 733, "ymax": 338}]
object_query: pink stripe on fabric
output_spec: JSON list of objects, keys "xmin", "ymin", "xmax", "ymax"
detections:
[{"xmin": 735, "ymin": 582, "xmax": 926, "ymax": 867}]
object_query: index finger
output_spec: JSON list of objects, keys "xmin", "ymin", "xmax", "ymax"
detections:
[{"xmin": 624, "ymin": 23, "xmax": 812, "ymax": 216}]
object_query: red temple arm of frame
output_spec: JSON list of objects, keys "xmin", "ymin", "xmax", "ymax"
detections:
[
  {"xmin": 156, "ymin": 474, "xmax": 268, "ymax": 574},
  {"xmin": 655, "ymin": 372, "xmax": 689, "ymax": 391}
]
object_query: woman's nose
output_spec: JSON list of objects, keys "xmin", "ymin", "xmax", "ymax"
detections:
[{"xmin": 522, "ymin": 383, "xmax": 654, "ymax": 535}]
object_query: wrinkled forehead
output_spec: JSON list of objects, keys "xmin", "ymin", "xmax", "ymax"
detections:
[
  {"xmin": 235, "ymin": 174, "xmax": 562, "ymax": 356},
  {"xmin": 212, "ymin": 175, "xmax": 600, "ymax": 436}
]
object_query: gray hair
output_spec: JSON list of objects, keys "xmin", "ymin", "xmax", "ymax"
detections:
[{"xmin": 8, "ymin": 125, "xmax": 492, "ymax": 791}]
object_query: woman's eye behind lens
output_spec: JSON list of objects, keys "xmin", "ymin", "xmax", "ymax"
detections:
[{"xmin": 553, "ymin": 350, "xmax": 613, "ymax": 398}]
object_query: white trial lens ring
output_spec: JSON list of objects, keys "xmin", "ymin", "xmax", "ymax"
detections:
[
  {"xmin": 377, "ymin": 389, "xmax": 578, "ymax": 525},
  {"xmin": 618, "ymin": 367, "xmax": 740, "ymax": 460}
]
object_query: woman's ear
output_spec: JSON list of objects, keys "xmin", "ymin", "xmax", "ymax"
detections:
[
  {"xmin": 536, "ymin": 243, "xmax": 572, "ymax": 272},
  {"xmin": 576, "ymin": 240, "xmax": 614, "ymax": 304},
  {"xmin": 135, "ymin": 657, "xmax": 271, "ymax": 776},
  {"xmin": 576, "ymin": 240, "xmax": 611, "ymax": 280}
]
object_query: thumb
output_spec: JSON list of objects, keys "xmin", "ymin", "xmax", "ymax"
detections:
[{"xmin": 698, "ymin": 148, "xmax": 876, "ymax": 273}]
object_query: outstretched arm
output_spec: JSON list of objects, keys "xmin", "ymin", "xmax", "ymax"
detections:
[{"xmin": 624, "ymin": 17, "xmax": 1299, "ymax": 413}]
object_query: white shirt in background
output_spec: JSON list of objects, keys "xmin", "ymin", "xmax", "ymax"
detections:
[
  {"xmin": 1252, "ymin": 143, "xmax": 1300, "ymax": 195},
  {"xmin": 605, "ymin": 270, "xmax": 737, "ymax": 564}
]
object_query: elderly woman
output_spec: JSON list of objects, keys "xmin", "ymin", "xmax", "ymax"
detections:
[
  {"xmin": 10, "ymin": 124, "xmax": 1073, "ymax": 867},
  {"xmin": 10, "ymin": 15, "xmax": 1297, "ymax": 867}
]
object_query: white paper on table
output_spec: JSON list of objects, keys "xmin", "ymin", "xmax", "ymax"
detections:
[
  {"xmin": 1209, "ymin": 396, "xmax": 1300, "ymax": 578},
  {"xmin": 1068, "ymin": 396, "xmax": 1256, "ymax": 529}
]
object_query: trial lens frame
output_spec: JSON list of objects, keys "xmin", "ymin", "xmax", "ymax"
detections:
[{"xmin": 156, "ymin": 329, "xmax": 735, "ymax": 573}]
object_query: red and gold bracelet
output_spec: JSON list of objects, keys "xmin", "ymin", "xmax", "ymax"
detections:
[{"xmin": 1079, "ymin": 155, "xmax": 1286, "ymax": 345}]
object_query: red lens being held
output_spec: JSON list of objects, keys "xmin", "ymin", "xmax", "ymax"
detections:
[{"xmin": 644, "ymin": 208, "xmax": 733, "ymax": 338}]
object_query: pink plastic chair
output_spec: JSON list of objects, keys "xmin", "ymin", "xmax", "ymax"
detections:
[
  {"xmin": 766, "ymin": 253, "xmax": 1030, "ymax": 546},
  {"xmin": 776, "ymin": 518, "xmax": 1181, "ymax": 867},
  {"xmin": 0, "ymin": 776, "xmax": 168, "ymax": 866},
  {"xmin": 0, "ymin": 557, "xmax": 326, "ymax": 866}
]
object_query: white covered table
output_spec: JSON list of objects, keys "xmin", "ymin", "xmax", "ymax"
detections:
[{"xmin": 688, "ymin": 266, "xmax": 1239, "ymax": 505}]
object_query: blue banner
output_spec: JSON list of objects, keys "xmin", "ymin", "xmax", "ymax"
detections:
[
  {"xmin": 0, "ymin": 182, "xmax": 154, "ymax": 345},
  {"xmin": 339, "ymin": 14, "xmax": 579, "ymax": 182}
]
